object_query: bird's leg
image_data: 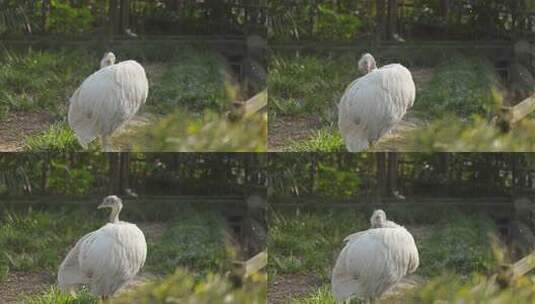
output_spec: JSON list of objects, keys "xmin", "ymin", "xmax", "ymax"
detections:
[
  {"xmin": 101, "ymin": 135, "xmax": 112, "ymax": 152},
  {"xmin": 100, "ymin": 296, "xmax": 109, "ymax": 303}
]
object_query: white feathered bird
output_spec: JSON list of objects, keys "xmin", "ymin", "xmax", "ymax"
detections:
[
  {"xmin": 338, "ymin": 53, "xmax": 416, "ymax": 152},
  {"xmin": 58, "ymin": 195, "xmax": 147, "ymax": 300},
  {"xmin": 68, "ymin": 52, "xmax": 149, "ymax": 151},
  {"xmin": 332, "ymin": 210, "xmax": 419, "ymax": 303}
]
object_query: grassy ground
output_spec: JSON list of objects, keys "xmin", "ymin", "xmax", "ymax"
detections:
[
  {"xmin": 268, "ymin": 52, "xmax": 504, "ymax": 152},
  {"xmin": 0, "ymin": 47, "xmax": 265, "ymax": 152},
  {"xmin": 267, "ymin": 206, "xmax": 501, "ymax": 304},
  {"xmin": 0, "ymin": 205, "xmax": 235, "ymax": 303}
]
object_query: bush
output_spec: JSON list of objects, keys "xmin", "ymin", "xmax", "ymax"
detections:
[
  {"xmin": 113, "ymin": 268, "xmax": 266, "ymax": 304},
  {"xmin": 410, "ymin": 116, "xmax": 535, "ymax": 152},
  {"xmin": 136, "ymin": 111, "xmax": 267, "ymax": 152}
]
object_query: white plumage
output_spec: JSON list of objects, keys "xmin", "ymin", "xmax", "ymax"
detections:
[
  {"xmin": 68, "ymin": 52, "xmax": 149, "ymax": 151},
  {"xmin": 58, "ymin": 195, "xmax": 147, "ymax": 300},
  {"xmin": 332, "ymin": 210, "xmax": 419, "ymax": 303},
  {"xmin": 338, "ymin": 53, "xmax": 416, "ymax": 152}
]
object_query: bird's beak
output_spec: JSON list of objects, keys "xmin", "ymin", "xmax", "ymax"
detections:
[{"xmin": 97, "ymin": 202, "xmax": 106, "ymax": 209}]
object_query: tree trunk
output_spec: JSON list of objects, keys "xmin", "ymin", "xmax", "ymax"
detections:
[
  {"xmin": 108, "ymin": 153, "xmax": 121, "ymax": 195},
  {"xmin": 387, "ymin": 0, "xmax": 398, "ymax": 39},
  {"xmin": 387, "ymin": 152, "xmax": 398, "ymax": 195},
  {"xmin": 376, "ymin": 153, "xmax": 387, "ymax": 200},
  {"xmin": 376, "ymin": 0, "xmax": 386, "ymax": 42},
  {"xmin": 120, "ymin": 0, "xmax": 131, "ymax": 34},
  {"xmin": 109, "ymin": 0, "xmax": 119, "ymax": 37}
]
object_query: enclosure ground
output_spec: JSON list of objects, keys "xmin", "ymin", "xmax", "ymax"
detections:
[
  {"xmin": 0, "ymin": 222, "xmax": 165, "ymax": 303},
  {"xmin": 268, "ymin": 68, "xmax": 434, "ymax": 152},
  {"xmin": 268, "ymin": 274, "xmax": 323, "ymax": 304},
  {"xmin": 0, "ymin": 110, "xmax": 54, "ymax": 152}
]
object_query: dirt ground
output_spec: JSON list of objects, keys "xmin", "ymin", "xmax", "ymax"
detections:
[
  {"xmin": 0, "ymin": 222, "xmax": 166, "ymax": 303},
  {"xmin": 0, "ymin": 110, "xmax": 55, "ymax": 152},
  {"xmin": 267, "ymin": 68, "xmax": 435, "ymax": 152}
]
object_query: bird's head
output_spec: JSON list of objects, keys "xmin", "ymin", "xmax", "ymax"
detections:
[
  {"xmin": 358, "ymin": 53, "xmax": 377, "ymax": 75},
  {"xmin": 100, "ymin": 52, "xmax": 116, "ymax": 68},
  {"xmin": 98, "ymin": 195, "xmax": 123, "ymax": 210},
  {"xmin": 370, "ymin": 209, "xmax": 387, "ymax": 228}
]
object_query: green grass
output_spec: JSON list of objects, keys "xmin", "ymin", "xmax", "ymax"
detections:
[
  {"xmin": 269, "ymin": 53, "xmax": 357, "ymax": 118},
  {"xmin": 290, "ymin": 286, "xmax": 337, "ymax": 304},
  {"xmin": 268, "ymin": 209, "xmax": 367, "ymax": 278},
  {"xmin": 0, "ymin": 210, "xmax": 101, "ymax": 274},
  {"xmin": 287, "ymin": 127, "xmax": 344, "ymax": 152},
  {"xmin": 0, "ymin": 49, "xmax": 94, "ymax": 116},
  {"xmin": 269, "ymin": 209, "xmax": 499, "ymax": 281},
  {"xmin": 147, "ymin": 210, "xmax": 229, "ymax": 276},
  {"xmin": 24, "ymin": 122, "xmax": 81, "ymax": 152},
  {"xmin": 417, "ymin": 215, "xmax": 498, "ymax": 277},
  {"xmin": 148, "ymin": 48, "xmax": 233, "ymax": 114},
  {"xmin": 413, "ymin": 56, "xmax": 502, "ymax": 118}
]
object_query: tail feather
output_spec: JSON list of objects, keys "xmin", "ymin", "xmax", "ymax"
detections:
[{"xmin": 58, "ymin": 241, "xmax": 86, "ymax": 293}]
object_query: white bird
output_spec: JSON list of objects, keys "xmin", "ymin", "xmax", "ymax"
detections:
[
  {"xmin": 332, "ymin": 210, "xmax": 419, "ymax": 303},
  {"xmin": 58, "ymin": 195, "xmax": 147, "ymax": 300},
  {"xmin": 68, "ymin": 52, "xmax": 149, "ymax": 151},
  {"xmin": 338, "ymin": 53, "xmax": 416, "ymax": 152}
]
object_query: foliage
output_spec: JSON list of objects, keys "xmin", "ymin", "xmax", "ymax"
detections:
[
  {"xmin": 112, "ymin": 268, "xmax": 266, "ymax": 304},
  {"xmin": 411, "ymin": 274, "xmax": 535, "ymax": 304},
  {"xmin": 147, "ymin": 211, "xmax": 229, "ymax": 275},
  {"xmin": 410, "ymin": 116, "xmax": 535, "ymax": 152},
  {"xmin": 24, "ymin": 122, "xmax": 81, "ymax": 152},
  {"xmin": 268, "ymin": 209, "xmax": 366, "ymax": 278},
  {"xmin": 136, "ymin": 111, "xmax": 267, "ymax": 152},
  {"xmin": 269, "ymin": 53, "xmax": 357, "ymax": 118},
  {"xmin": 21, "ymin": 287, "xmax": 97, "ymax": 304},
  {"xmin": 414, "ymin": 56, "xmax": 502, "ymax": 118},
  {"xmin": 287, "ymin": 127, "xmax": 344, "ymax": 152},
  {"xmin": 47, "ymin": 1, "xmax": 94, "ymax": 35},
  {"xmin": 268, "ymin": 0, "xmax": 363, "ymax": 41}
]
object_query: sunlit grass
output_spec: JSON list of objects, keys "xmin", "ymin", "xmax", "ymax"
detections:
[
  {"xmin": 23, "ymin": 122, "xmax": 81, "ymax": 152},
  {"xmin": 287, "ymin": 127, "xmax": 344, "ymax": 152},
  {"xmin": 21, "ymin": 287, "xmax": 97, "ymax": 304}
]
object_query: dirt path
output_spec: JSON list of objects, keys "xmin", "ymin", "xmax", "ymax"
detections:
[
  {"xmin": 0, "ymin": 222, "xmax": 166, "ymax": 303},
  {"xmin": 268, "ymin": 116, "xmax": 322, "ymax": 152},
  {"xmin": 268, "ymin": 68, "xmax": 434, "ymax": 152},
  {"xmin": 268, "ymin": 274, "xmax": 323, "ymax": 304},
  {"xmin": 0, "ymin": 110, "xmax": 55, "ymax": 152}
]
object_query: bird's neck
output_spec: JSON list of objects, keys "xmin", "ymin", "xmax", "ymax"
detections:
[{"xmin": 109, "ymin": 205, "xmax": 122, "ymax": 223}]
